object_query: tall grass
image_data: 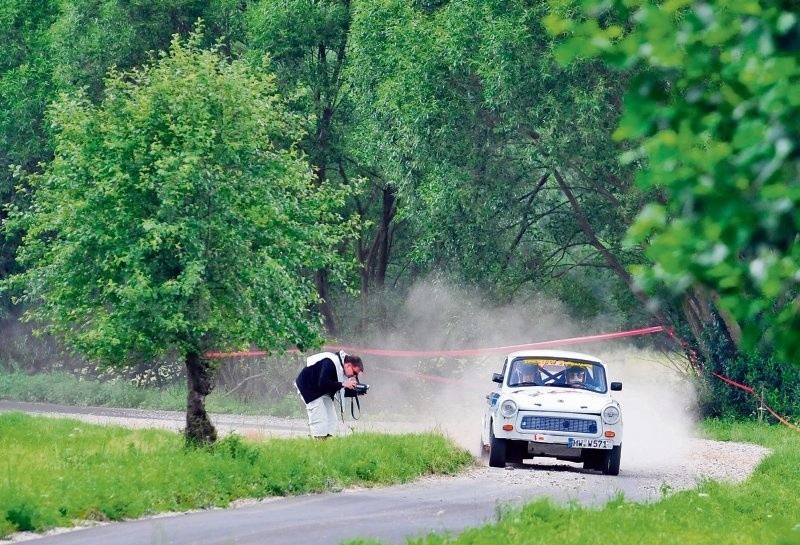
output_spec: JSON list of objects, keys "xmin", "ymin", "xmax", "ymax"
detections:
[
  {"xmin": 0, "ymin": 412, "xmax": 474, "ymax": 538},
  {"xmin": 0, "ymin": 371, "xmax": 182, "ymax": 409},
  {"xmin": 0, "ymin": 370, "xmax": 303, "ymax": 416}
]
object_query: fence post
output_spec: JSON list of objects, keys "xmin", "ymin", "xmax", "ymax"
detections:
[{"xmin": 757, "ymin": 387, "xmax": 766, "ymax": 423}]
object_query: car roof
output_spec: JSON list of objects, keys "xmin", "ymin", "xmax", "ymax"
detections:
[{"xmin": 505, "ymin": 349, "xmax": 605, "ymax": 366}]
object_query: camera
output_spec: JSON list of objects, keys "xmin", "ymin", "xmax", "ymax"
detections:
[
  {"xmin": 354, "ymin": 383, "xmax": 369, "ymax": 395},
  {"xmin": 345, "ymin": 380, "xmax": 370, "ymax": 397}
]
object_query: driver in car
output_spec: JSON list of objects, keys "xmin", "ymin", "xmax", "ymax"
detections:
[
  {"xmin": 519, "ymin": 365, "xmax": 539, "ymax": 384},
  {"xmin": 565, "ymin": 366, "xmax": 587, "ymax": 386}
]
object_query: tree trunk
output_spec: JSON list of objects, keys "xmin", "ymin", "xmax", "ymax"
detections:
[
  {"xmin": 681, "ymin": 286, "xmax": 739, "ymax": 364},
  {"xmin": 375, "ymin": 186, "xmax": 395, "ymax": 290},
  {"xmin": 185, "ymin": 351, "xmax": 217, "ymax": 446},
  {"xmin": 315, "ymin": 268, "xmax": 337, "ymax": 336},
  {"xmin": 552, "ymin": 168, "xmax": 671, "ymax": 326},
  {"xmin": 357, "ymin": 228, "xmax": 370, "ymax": 334},
  {"xmin": 373, "ymin": 186, "xmax": 396, "ymax": 328}
]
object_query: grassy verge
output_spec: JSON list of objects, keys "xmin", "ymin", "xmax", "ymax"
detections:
[
  {"xmin": 0, "ymin": 370, "xmax": 301, "ymax": 416},
  {"xmin": 382, "ymin": 419, "xmax": 798, "ymax": 545},
  {"xmin": 0, "ymin": 412, "xmax": 474, "ymax": 539},
  {"xmin": 3, "ymin": 384, "xmax": 799, "ymax": 545}
]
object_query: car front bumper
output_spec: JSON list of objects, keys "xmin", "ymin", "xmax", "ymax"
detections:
[{"xmin": 492, "ymin": 410, "xmax": 623, "ymax": 447}]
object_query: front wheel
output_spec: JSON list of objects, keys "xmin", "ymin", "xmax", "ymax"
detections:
[
  {"xmin": 488, "ymin": 426, "xmax": 507, "ymax": 468},
  {"xmin": 583, "ymin": 450, "xmax": 603, "ymax": 471},
  {"xmin": 601, "ymin": 445, "xmax": 622, "ymax": 475}
]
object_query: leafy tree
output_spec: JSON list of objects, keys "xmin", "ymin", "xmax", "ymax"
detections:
[
  {"xmin": 546, "ymin": 1, "xmax": 800, "ymax": 365},
  {"xmin": 246, "ymin": 0, "xmax": 356, "ymax": 335},
  {"xmin": 2, "ymin": 29, "xmax": 356, "ymax": 444},
  {"xmin": 2, "ymin": 0, "xmax": 239, "ymax": 313},
  {"xmin": 0, "ymin": 1, "xmax": 60, "ymax": 301},
  {"xmin": 346, "ymin": 0, "xmax": 656, "ymax": 329},
  {"xmin": 247, "ymin": 0, "xmax": 403, "ymax": 335},
  {"xmin": 48, "ymin": 0, "xmax": 211, "ymax": 99},
  {"xmin": 0, "ymin": 0, "xmax": 58, "ymax": 169}
]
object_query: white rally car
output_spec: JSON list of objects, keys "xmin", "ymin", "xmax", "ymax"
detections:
[{"xmin": 481, "ymin": 349, "xmax": 623, "ymax": 475}]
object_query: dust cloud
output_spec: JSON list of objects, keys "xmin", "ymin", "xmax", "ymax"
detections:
[{"xmin": 351, "ymin": 279, "xmax": 700, "ymax": 469}]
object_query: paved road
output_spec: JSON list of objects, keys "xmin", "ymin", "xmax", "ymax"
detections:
[
  {"xmin": 5, "ymin": 469, "xmax": 623, "ymax": 545},
  {"xmin": 0, "ymin": 401, "xmax": 770, "ymax": 545},
  {"xmin": 5, "ymin": 463, "xmax": 642, "ymax": 545}
]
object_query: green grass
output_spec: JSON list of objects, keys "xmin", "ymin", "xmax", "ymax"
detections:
[
  {"xmin": 0, "ymin": 370, "xmax": 302, "ymax": 416},
  {"xmin": 2, "ymin": 398, "xmax": 799, "ymax": 545},
  {"xmin": 388, "ymin": 419, "xmax": 799, "ymax": 545},
  {"xmin": 0, "ymin": 412, "xmax": 474, "ymax": 538}
]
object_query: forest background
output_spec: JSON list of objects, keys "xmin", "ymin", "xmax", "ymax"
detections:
[{"xmin": 0, "ymin": 0, "xmax": 798, "ymax": 441}]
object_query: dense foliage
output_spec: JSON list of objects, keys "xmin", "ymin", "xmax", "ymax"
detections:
[
  {"xmin": 546, "ymin": 1, "xmax": 800, "ymax": 365},
  {"xmin": 0, "ymin": 0, "xmax": 797, "ymax": 423},
  {"xmin": 7, "ymin": 31, "xmax": 354, "ymax": 361},
  {"xmin": 2, "ymin": 28, "xmax": 356, "ymax": 441}
]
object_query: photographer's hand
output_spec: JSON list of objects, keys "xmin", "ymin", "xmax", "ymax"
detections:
[{"xmin": 343, "ymin": 378, "xmax": 358, "ymax": 389}]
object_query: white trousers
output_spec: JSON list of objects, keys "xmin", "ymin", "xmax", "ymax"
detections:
[{"xmin": 305, "ymin": 395, "xmax": 338, "ymax": 437}]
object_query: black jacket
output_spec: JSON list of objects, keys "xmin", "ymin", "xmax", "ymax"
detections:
[{"xmin": 295, "ymin": 356, "xmax": 343, "ymax": 404}]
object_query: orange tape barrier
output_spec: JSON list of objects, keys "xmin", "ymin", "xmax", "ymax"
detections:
[
  {"xmin": 205, "ymin": 325, "xmax": 666, "ymax": 393},
  {"xmin": 205, "ymin": 325, "xmax": 665, "ymax": 359},
  {"xmin": 325, "ymin": 325, "xmax": 665, "ymax": 357},
  {"xmin": 712, "ymin": 372, "xmax": 800, "ymax": 431},
  {"xmin": 205, "ymin": 324, "xmax": 798, "ymax": 431}
]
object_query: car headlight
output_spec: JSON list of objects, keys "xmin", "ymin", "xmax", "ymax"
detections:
[
  {"xmin": 602, "ymin": 405, "xmax": 621, "ymax": 425},
  {"xmin": 499, "ymin": 399, "xmax": 518, "ymax": 418}
]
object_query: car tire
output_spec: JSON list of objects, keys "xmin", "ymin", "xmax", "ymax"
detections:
[
  {"xmin": 601, "ymin": 445, "xmax": 622, "ymax": 476},
  {"xmin": 583, "ymin": 450, "xmax": 603, "ymax": 471},
  {"xmin": 506, "ymin": 440, "xmax": 526, "ymax": 464},
  {"xmin": 488, "ymin": 426, "xmax": 507, "ymax": 468}
]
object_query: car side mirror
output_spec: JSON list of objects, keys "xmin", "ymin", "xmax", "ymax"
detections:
[
  {"xmin": 610, "ymin": 381, "xmax": 622, "ymax": 391},
  {"xmin": 492, "ymin": 373, "xmax": 503, "ymax": 384}
]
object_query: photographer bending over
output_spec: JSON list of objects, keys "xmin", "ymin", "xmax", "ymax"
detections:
[{"xmin": 295, "ymin": 350, "xmax": 364, "ymax": 439}]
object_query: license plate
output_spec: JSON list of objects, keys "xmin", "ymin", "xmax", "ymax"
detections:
[{"xmin": 567, "ymin": 438, "xmax": 613, "ymax": 449}]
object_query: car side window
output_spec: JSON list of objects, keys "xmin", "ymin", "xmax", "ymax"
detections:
[{"xmin": 508, "ymin": 360, "xmax": 523, "ymax": 386}]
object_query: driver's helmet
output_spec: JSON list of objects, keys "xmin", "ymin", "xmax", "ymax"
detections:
[
  {"xmin": 519, "ymin": 364, "xmax": 538, "ymax": 383},
  {"xmin": 565, "ymin": 366, "xmax": 587, "ymax": 385}
]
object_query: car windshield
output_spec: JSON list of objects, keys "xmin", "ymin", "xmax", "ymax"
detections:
[{"xmin": 508, "ymin": 357, "xmax": 607, "ymax": 393}]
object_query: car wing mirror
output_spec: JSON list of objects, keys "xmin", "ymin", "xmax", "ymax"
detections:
[
  {"xmin": 492, "ymin": 373, "xmax": 503, "ymax": 384},
  {"xmin": 610, "ymin": 381, "xmax": 622, "ymax": 391}
]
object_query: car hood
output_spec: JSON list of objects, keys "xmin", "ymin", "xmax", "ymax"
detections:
[{"xmin": 506, "ymin": 388, "xmax": 614, "ymax": 413}]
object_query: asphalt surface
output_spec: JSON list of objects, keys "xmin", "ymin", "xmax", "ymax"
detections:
[
  {"xmin": 0, "ymin": 401, "xmax": 771, "ymax": 545},
  {"xmin": 3, "ymin": 473, "xmax": 589, "ymax": 545}
]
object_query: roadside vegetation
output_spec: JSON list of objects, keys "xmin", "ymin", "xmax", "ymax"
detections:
[
  {"xmin": 0, "ymin": 369, "xmax": 304, "ymax": 417},
  {"xmin": 1, "ymin": 413, "xmax": 798, "ymax": 544},
  {"xmin": 0, "ymin": 412, "xmax": 474, "ymax": 539},
  {"xmin": 358, "ymin": 420, "xmax": 800, "ymax": 545},
  {"xmin": 2, "ymin": 1, "xmax": 798, "ymax": 448}
]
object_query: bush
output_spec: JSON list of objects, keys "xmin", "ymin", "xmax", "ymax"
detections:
[{"xmin": 697, "ymin": 349, "xmax": 800, "ymax": 423}]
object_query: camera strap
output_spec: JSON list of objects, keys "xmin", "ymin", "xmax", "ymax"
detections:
[
  {"xmin": 335, "ymin": 389, "xmax": 362, "ymax": 420},
  {"xmin": 349, "ymin": 396, "xmax": 362, "ymax": 420}
]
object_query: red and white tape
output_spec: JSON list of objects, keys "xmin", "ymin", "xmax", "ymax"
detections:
[
  {"xmin": 205, "ymin": 325, "xmax": 665, "ymax": 359},
  {"xmin": 205, "ymin": 324, "xmax": 798, "ymax": 430}
]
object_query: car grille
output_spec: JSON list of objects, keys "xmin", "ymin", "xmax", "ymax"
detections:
[{"xmin": 520, "ymin": 415, "xmax": 597, "ymax": 434}]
